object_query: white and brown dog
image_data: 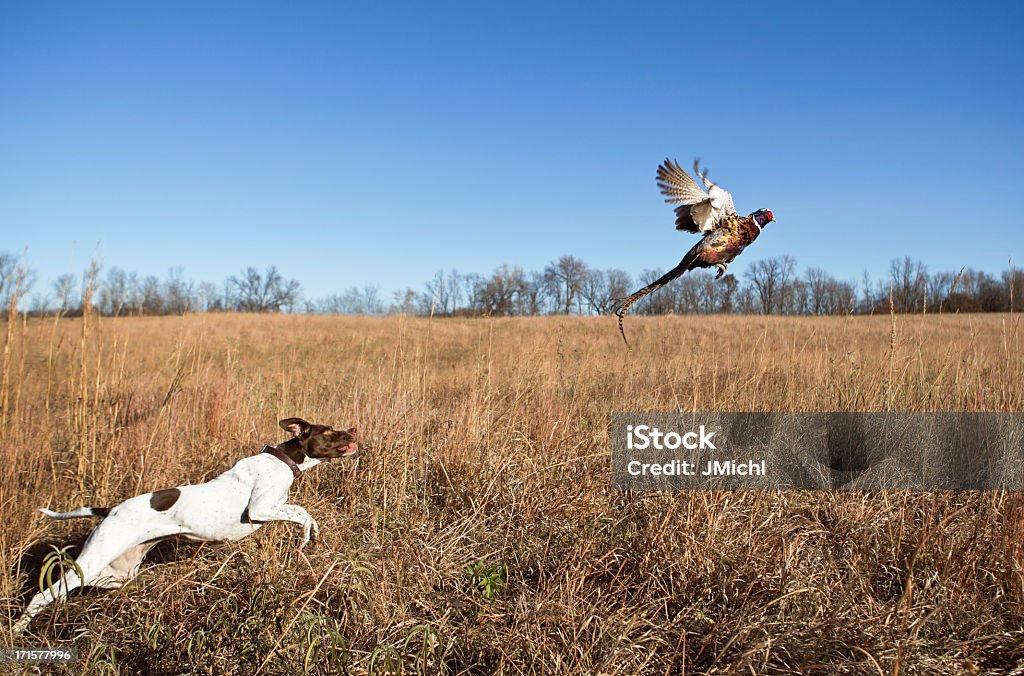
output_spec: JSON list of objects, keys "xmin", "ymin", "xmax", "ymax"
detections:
[{"xmin": 13, "ymin": 417, "xmax": 357, "ymax": 635}]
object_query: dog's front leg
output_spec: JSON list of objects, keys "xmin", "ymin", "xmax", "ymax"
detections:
[
  {"xmin": 249, "ymin": 504, "xmax": 319, "ymax": 547},
  {"xmin": 246, "ymin": 491, "xmax": 319, "ymax": 547}
]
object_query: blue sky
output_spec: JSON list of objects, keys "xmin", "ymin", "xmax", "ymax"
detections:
[{"xmin": 2, "ymin": 1, "xmax": 1022, "ymax": 301}]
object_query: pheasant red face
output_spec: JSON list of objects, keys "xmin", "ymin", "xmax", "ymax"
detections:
[{"xmin": 752, "ymin": 209, "xmax": 774, "ymax": 227}]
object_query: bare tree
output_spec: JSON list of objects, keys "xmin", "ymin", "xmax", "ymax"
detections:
[
  {"xmin": 718, "ymin": 274, "xmax": 739, "ymax": 313},
  {"xmin": 164, "ymin": 267, "xmax": 194, "ymax": 315},
  {"xmin": 0, "ymin": 253, "xmax": 18, "ymax": 310},
  {"xmin": 521, "ymin": 270, "xmax": 548, "ymax": 316},
  {"xmin": 859, "ymin": 270, "xmax": 876, "ymax": 313},
  {"xmin": 889, "ymin": 256, "xmax": 928, "ymax": 312},
  {"xmin": 319, "ymin": 292, "xmax": 355, "ymax": 314},
  {"xmin": 825, "ymin": 279, "xmax": 857, "ymax": 314},
  {"xmin": 227, "ymin": 266, "xmax": 301, "ymax": 313},
  {"xmin": 745, "ymin": 256, "xmax": 797, "ymax": 315},
  {"xmin": 780, "ymin": 278, "xmax": 808, "ymax": 315},
  {"xmin": 805, "ymin": 267, "xmax": 831, "ymax": 315},
  {"xmin": 736, "ymin": 284, "xmax": 759, "ymax": 314},
  {"xmin": 446, "ymin": 270, "xmax": 464, "ymax": 314},
  {"xmin": 319, "ymin": 285, "xmax": 384, "ymax": 314},
  {"xmin": 544, "ymin": 255, "xmax": 588, "ymax": 315},
  {"xmin": 99, "ymin": 267, "xmax": 134, "ymax": 316},
  {"xmin": 140, "ymin": 276, "xmax": 165, "ymax": 315},
  {"xmin": 481, "ymin": 265, "xmax": 527, "ymax": 316},
  {"xmin": 458, "ymin": 273, "xmax": 485, "ymax": 315},
  {"xmin": 424, "ymin": 270, "xmax": 454, "ymax": 315},
  {"xmin": 0, "ymin": 254, "xmax": 35, "ymax": 312},
  {"xmin": 390, "ymin": 288, "xmax": 419, "ymax": 315},
  {"xmin": 675, "ymin": 274, "xmax": 704, "ymax": 313},
  {"xmin": 582, "ymin": 269, "xmax": 632, "ymax": 315},
  {"xmin": 975, "ymin": 270, "xmax": 1007, "ymax": 311},
  {"xmin": 361, "ymin": 284, "xmax": 384, "ymax": 314},
  {"xmin": 53, "ymin": 274, "xmax": 78, "ymax": 312},
  {"xmin": 195, "ymin": 281, "xmax": 223, "ymax": 312}
]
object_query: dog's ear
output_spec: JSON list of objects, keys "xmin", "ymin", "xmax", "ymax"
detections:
[{"xmin": 279, "ymin": 418, "xmax": 311, "ymax": 437}]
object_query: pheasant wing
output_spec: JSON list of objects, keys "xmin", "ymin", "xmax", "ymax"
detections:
[
  {"xmin": 657, "ymin": 159, "xmax": 707, "ymax": 205},
  {"xmin": 693, "ymin": 159, "xmax": 737, "ymax": 221},
  {"xmin": 657, "ymin": 159, "xmax": 728, "ymax": 233}
]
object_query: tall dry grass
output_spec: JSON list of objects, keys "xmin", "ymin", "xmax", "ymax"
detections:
[{"xmin": 0, "ymin": 311, "xmax": 1022, "ymax": 674}]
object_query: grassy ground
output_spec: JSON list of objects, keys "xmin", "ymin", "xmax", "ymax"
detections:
[{"xmin": 1, "ymin": 312, "xmax": 1022, "ymax": 674}]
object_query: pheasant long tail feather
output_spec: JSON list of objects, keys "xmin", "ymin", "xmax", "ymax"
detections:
[{"xmin": 614, "ymin": 250, "xmax": 698, "ymax": 347}]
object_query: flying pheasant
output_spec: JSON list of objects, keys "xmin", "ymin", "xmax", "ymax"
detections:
[{"xmin": 615, "ymin": 158, "xmax": 775, "ymax": 346}]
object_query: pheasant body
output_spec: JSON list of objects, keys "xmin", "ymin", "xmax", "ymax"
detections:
[
  {"xmin": 687, "ymin": 212, "xmax": 764, "ymax": 271},
  {"xmin": 615, "ymin": 158, "xmax": 775, "ymax": 346}
]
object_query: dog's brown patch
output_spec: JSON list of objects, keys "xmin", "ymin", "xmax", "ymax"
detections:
[{"xmin": 150, "ymin": 488, "xmax": 180, "ymax": 512}]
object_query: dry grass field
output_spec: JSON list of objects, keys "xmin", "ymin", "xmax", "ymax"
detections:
[{"xmin": 1, "ymin": 312, "xmax": 1022, "ymax": 674}]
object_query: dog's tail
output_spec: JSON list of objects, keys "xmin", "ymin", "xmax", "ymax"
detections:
[{"xmin": 39, "ymin": 507, "xmax": 111, "ymax": 520}]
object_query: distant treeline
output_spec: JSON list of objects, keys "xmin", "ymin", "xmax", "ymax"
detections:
[{"xmin": 1, "ymin": 252, "xmax": 1020, "ymax": 318}]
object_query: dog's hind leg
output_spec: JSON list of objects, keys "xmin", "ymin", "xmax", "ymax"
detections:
[
  {"xmin": 14, "ymin": 518, "xmax": 177, "ymax": 634},
  {"xmin": 12, "ymin": 565, "xmax": 86, "ymax": 635},
  {"xmin": 13, "ymin": 540, "xmax": 161, "ymax": 634},
  {"xmin": 92, "ymin": 541, "xmax": 162, "ymax": 589},
  {"xmin": 12, "ymin": 529, "xmax": 124, "ymax": 635}
]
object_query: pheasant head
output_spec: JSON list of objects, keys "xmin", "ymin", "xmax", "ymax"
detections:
[{"xmin": 752, "ymin": 209, "xmax": 775, "ymax": 227}]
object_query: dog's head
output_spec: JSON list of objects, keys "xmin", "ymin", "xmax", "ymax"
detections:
[{"xmin": 279, "ymin": 418, "xmax": 359, "ymax": 459}]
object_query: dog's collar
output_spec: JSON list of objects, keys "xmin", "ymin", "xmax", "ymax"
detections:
[{"xmin": 261, "ymin": 444, "xmax": 302, "ymax": 479}]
